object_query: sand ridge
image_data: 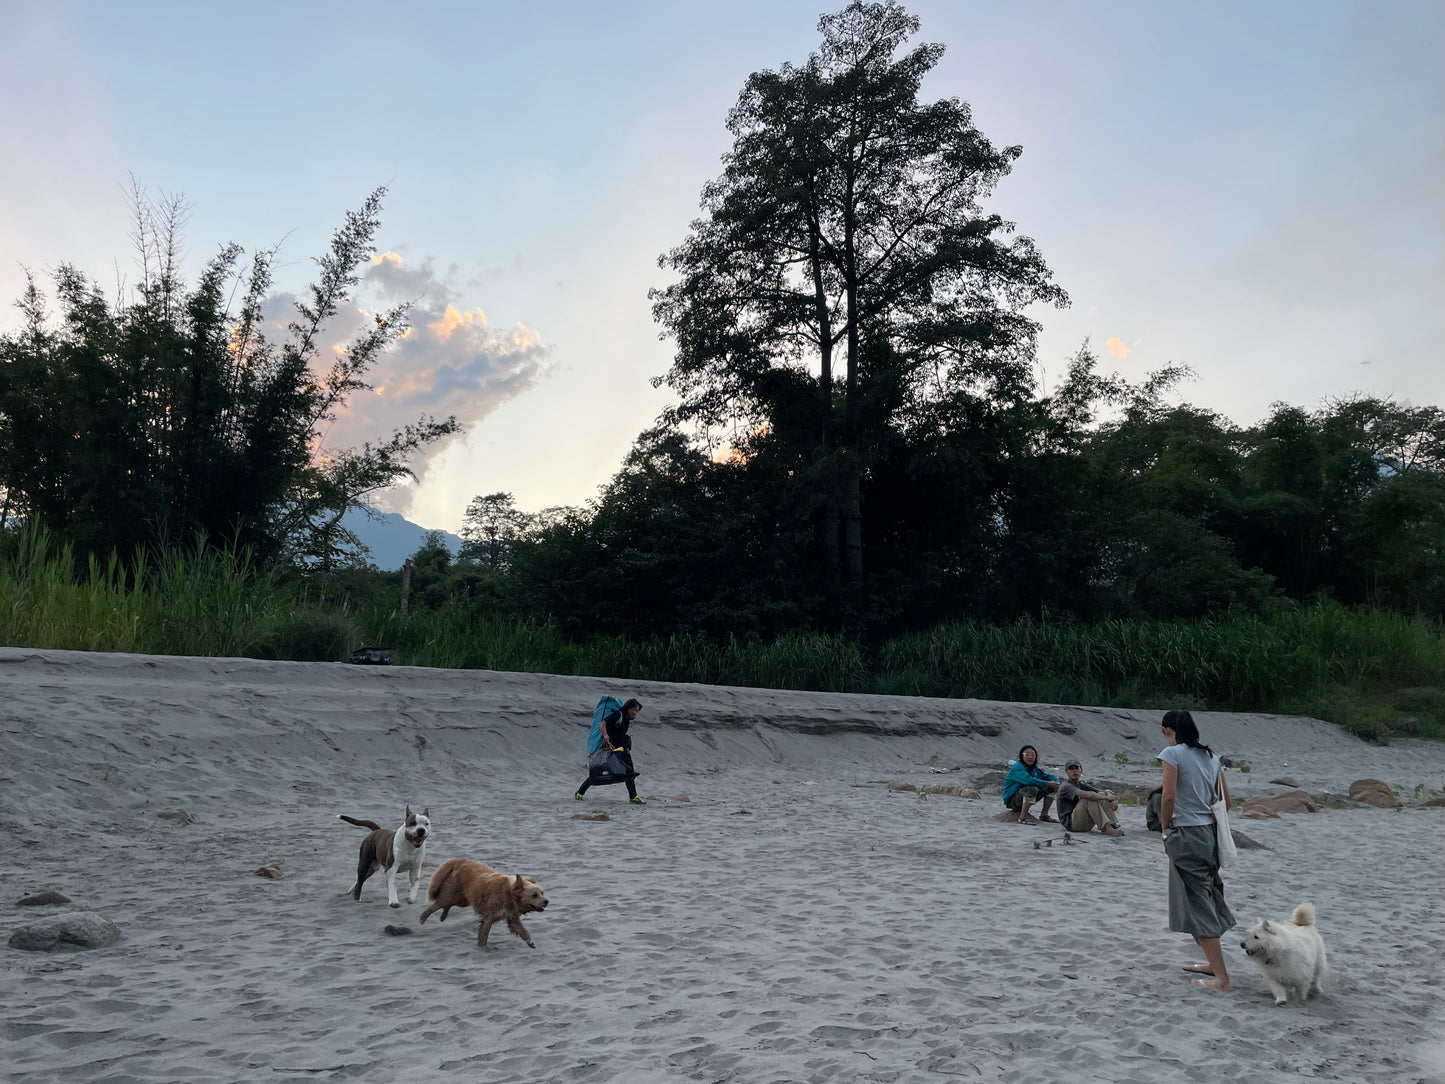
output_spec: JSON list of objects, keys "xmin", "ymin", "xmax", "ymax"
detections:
[{"xmin": 2, "ymin": 647, "xmax": 1444, "ymax": 1083}]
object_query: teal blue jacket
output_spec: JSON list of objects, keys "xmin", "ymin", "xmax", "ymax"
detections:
[{"xmin": 1002, "ymin": 760, "xmax": 1058, "ymax": 804}]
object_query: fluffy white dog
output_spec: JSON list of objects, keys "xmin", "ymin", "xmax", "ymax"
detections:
[{"xmin": 1239, "ymin": 902, "xmax": 1327, "ymax": 1005}]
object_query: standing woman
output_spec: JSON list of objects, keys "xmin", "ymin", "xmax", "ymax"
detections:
[{"xmin": 1158, "ymin": 709, "xmax": 1236, "ymax": 993}]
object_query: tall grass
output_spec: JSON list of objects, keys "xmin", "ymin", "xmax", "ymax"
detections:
[
  {"xmin": 875, "ymin": 607, "xmax": 1445, "ymax": 740},
  {"xmin": 4, "ymin": 526, "xmax": 1442, "ymax": 740},
  {"xmin": 0, "ymin": 527, "xmax": 359, "ymax": 660}
]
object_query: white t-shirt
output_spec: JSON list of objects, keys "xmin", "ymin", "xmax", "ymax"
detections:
[{"xmin": 1159, "ymin": 744, "xmax": 1220, "ymax": 827}]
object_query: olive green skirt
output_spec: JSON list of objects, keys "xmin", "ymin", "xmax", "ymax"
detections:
[{"xmin": 1164, "ymin": 824, "xmax": 1236, "ymax": 938}]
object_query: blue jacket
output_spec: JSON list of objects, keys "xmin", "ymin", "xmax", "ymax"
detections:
[{"xmin": 1002, "ymin": 760, "xmax": 1058, "ymax": 804}]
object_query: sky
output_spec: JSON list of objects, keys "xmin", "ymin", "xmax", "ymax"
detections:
[{"xmin": 2, "ymin": 0, "xmax": 1442, "ymax": 533}]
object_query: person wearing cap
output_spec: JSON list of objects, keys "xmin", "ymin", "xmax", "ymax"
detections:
[{"xmin": 1056, "ymin": 758, "xmax": 1124, "ymax": 837}]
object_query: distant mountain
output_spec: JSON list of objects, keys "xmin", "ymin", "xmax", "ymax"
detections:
[{"xmin": 341, "ymin": 507, "xmax": 464, "ymax": 570}]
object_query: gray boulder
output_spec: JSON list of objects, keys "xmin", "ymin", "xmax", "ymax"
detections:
[
  {"xmin": 7, "ymin": 911, "xmax": 122, "ymax": 952},
  {"xmin": 16, "ymin": 890, "xmax": 71, "ymax": 907}
]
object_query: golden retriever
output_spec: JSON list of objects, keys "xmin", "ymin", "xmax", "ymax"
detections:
[{"xmin": 418, "ymin": 858, "xmax": 549, "ymax": 949}]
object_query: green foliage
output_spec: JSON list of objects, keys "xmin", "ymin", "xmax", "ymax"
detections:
[
  {"xmin": 652, "ymin": 1, "xmax": 1066, "ymax": 616},
  {"xmin": 1114, "ymin": 752, "xmax": 1129, "ymax": 765},
  {"xmin": 254, "ymin": 610, "xmax": 359, "ymax": 662},
  {"xmin": 0, "ymin": 187, "xmax": 456, "ymax": 568},
  {"xmin": 460, "ymin": 493, "xmax": 532, "ymax": 569},
  {"xmin": 0, "ymin": 524, "xmax": 358, "ymax": 658}
]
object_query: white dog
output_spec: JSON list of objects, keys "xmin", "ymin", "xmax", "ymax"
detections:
[
  {"xmin": 1239, "ymin": 902, "xmax": 1327, "ymax": 1005},
  {"xmin": 339, "ymin": 806, "xmax": 431, "ymax": 908}
]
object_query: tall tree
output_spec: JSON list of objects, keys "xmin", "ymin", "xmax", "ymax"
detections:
[
  {"xmin": 651, "ymin": 0, "xmax": 1066, "ymax": 618},
  {"xmin": 0, "ymin": 187, "xmax": 456, "ymax": 566},
  {"xmin": 460, "ymin": 491, "xmax": 532, "ymax": 570}
]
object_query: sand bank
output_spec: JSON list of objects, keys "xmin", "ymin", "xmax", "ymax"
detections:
[{"xmin": 2, "ymin": 648, "xmax": 1443, "ymax": 1083}]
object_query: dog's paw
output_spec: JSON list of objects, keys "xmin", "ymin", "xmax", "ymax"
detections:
[
  {"xmin": 389, "ymin": 901, "xmax": 401, "ymax": 909},
  {"xmin": 526, "ymin": 940, "xmax": 536, "ymax": 948},
  {"xmin": 1274, "ymin": 999, "xmax": 1288, "ymax": 1007}
]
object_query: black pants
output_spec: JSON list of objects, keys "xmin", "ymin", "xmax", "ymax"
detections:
[{"xmin": 577, "ymin": 748, "xmax": 637, "ymax": 799}]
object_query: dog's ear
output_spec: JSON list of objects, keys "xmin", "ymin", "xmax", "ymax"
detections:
[
  {"xmin": 513, "ymin": 874, "xmax": 525, "ymax": 891},
  {"xmin": 405, "ymin": 805, "xmax": 414, "ymax": 821},
  {"xmin": 1260, "ymin": 919, "xmax": 1273, "ymax": 932},
  {"xmin": 422, "ymin": 807, "xmax": 429, "ymax": 819}
]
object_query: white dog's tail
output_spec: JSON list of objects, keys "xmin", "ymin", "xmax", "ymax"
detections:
[{"xmin": 1291, "ymin": 903, "xmax": 1317, "ymax": 927}]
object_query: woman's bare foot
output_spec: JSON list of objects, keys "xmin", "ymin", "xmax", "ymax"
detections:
[
  {"xmin": 1101, "ymin": 826, "xmax": 1125, "ymax": 837},
  {"xmin": 1192, "ymin": 977, "xmax": 1231, "ymax": 993}
]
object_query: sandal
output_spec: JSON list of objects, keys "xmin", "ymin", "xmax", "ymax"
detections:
[
  {"xmin": 1018, "ymin": 814, "xmax": 1040, "ymax": 825},
  {"xmin": 1038, "ymin": 814, "xmax": 1058, "ymax": 823}
]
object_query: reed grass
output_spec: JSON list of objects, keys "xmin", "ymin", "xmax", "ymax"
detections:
[{"xmin": 0, "ymin": 527, "xmax": 360, "ymax": 660}]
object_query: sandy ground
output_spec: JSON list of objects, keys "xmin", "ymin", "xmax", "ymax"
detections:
[{"xmin": 2, "ymin": 647, "xmax": 1444, "ymax": 1084}]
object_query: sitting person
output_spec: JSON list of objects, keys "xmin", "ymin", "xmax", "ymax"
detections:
[
  {"xmin": 1056, "ymin": 758, "xmax": 1124, "ymax": 836},
  {"xmin": 1145, "ymin": 785, "xmax": 1164, "ymax": 832},
  {"xmin": 1002, "ymin": 745, "xmax": 1060, "ymax": 825}
]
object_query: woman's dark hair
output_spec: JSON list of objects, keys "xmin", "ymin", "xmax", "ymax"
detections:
[
  {"xmin": 623, "ymin": 698, "xmax": 642, "ymax": 712},
  {"xmin": 1162, "ymin": 709, "xmax": 1213, "ymax": 756},
  {"xmin": 1016, "ymin": 745, "xmax": 1040, "ymax": 774}
]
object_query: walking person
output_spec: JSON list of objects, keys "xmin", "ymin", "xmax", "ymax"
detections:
[
  {"xmin": 576, "ymin": 697, "xmax": 644, "ymax": 805},
  {"xmin": 1158, "ymin": 709, "xmax": 1236, "ymax": 993}
]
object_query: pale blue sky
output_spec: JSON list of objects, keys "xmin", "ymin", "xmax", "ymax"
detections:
[{"xmin": 3, "ymin": 0, "xmax": 1441, "ymax": 531}]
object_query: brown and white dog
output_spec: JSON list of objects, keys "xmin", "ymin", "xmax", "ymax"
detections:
[
  {"xmin": 419, "ymin": 858, "xmax": 548, "ymax": 948},
  {"xmin": 339, "ymin": 806, "xmax": 431, "ymax": 908}
]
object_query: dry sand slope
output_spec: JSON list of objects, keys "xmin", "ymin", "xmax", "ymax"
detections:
[{"xmin": 2, "ymin": 647, "xmax": 1444, "ymax": 1084}]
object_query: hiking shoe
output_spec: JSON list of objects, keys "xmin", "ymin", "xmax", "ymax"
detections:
[
  {"xmin": 629, "ymin": 796, "xmax": 646, "ymax": 805},
  {"xmin": 574, "ymin": 792, "xmax": 585, "ymax": 801}
]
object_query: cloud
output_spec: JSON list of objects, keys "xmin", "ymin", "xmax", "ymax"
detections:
[
  {"xmin": 264, "ymin": 252, "xmax": 551, "ymax": 513},
  {"xmin": 1106, "ymin": 337, "xmax": 1130, "ymax": 359}
]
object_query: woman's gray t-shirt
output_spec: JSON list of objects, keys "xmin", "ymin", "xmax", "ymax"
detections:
[{"xmin": 1159, "ymin": 745, "xmax": 1220, "ymax": 827}]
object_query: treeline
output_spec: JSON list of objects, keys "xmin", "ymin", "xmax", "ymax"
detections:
[{"xmin": 424, "ymin": 372, "xmax": 1445, "ymax": 641}]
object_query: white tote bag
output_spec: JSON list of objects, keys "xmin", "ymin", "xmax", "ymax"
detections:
[{"xmin": 1211, "ymin": 765, "xmax": 1237, "ymax": 869}]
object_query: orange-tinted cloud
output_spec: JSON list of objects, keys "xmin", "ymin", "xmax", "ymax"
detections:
[
  {"xmin": 1106, "ymin": 337, "xmax": 1130, "ymax": 359},
  {"xmin": 266, "ymin": 253, "xmax": 550, "ymax": 512}
]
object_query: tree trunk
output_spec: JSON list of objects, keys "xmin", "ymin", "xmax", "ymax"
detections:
[
  {"xmin": 840, "ymin": 167, "xmax": 864, "ymax": 612},
  {"xmin": 843, "ymin": 466, "xmax": 863, "ymax": 611},
  {"xmin": 822, "ymin": 504, "xmax": 842, "ymax": 583},
  {"xmin": 804, "ymin": 201, "xmax": 845, "ymax": 591}
]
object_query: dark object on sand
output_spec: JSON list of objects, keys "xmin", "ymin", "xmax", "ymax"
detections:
[
  {"xmin": 384, "ymin": 924, "xmax": 413, "ymax": 936},
  {"xmin": 16, "ymin": 890, "xmax": 71, "ymax": 906},
  {"xmin": 8, "ymin": 912, "xmax": 121, "ymax": 951},
  {"xmin": 350, "ymin": 647, "xmax": 391, "ymax": 665}
]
